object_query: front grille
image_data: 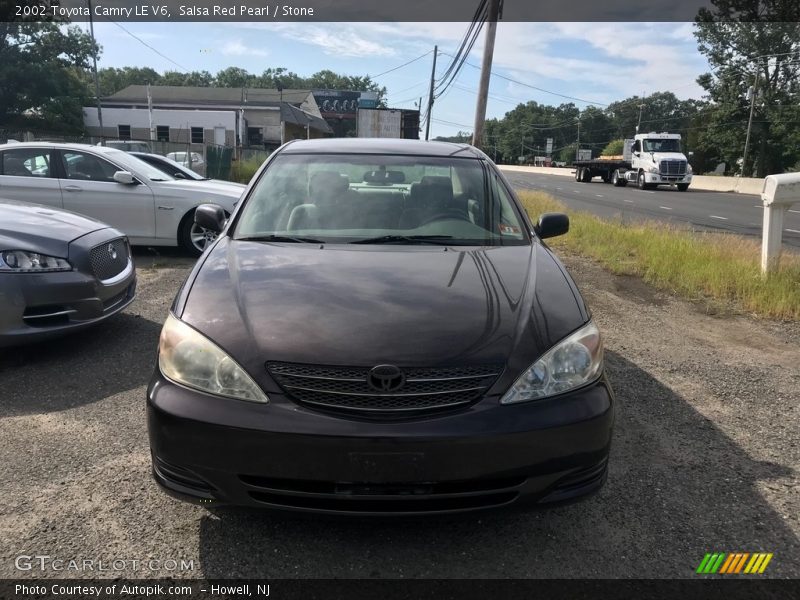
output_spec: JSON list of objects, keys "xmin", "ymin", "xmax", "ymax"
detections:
[
  {"xmin": 659, "ymin": 159, "xmax": 687, "ymax": 176},
  {"xmin": 267, "ymin": 362, "xmax": 503, "ymax": 416},
  {"xmin": 89, "ymin": 238, "xmax": 129, "ymax": 281}
]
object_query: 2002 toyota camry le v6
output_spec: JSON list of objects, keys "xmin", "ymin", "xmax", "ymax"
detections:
[{"xmin": 147, "ymin": 138, "xmax": 614, "ymax": 515}]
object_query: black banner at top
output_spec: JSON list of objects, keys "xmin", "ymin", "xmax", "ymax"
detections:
[{"xmin": 4, "ymin": 0, "xmax": 799, "ymax": 22}]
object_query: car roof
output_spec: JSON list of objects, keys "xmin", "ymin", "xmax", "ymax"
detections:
[
  {"xmin": 279, "ymin": 138, "xmax": 487, "ymax": 159},
  {"xmin": 0, "ymin": 141, "xmax": 123, "ymax": 155}
]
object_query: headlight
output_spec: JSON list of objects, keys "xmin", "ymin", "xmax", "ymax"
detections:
[
  {"xmin": 0, "ymin": 250, "xmax": 71, "ymax": 272},
  {"xmin": 501, "ymin": 321, "xmax": 603, "ymax": 404},
  {"xmin": 158, "ymin": 313, "xmax": 268, "ymax": 403},
  {"xmin": 687, "ymin": 164, "xmax": 693, "ymax": 174},
  {"xmin": 647, "ymin": 165, "xmax": 660, "ymax": 173}
]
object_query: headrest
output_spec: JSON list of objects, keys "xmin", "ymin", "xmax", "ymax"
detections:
[{"xmin": 309, "ymin": 170, "xmax": 348, "ymax": 195}]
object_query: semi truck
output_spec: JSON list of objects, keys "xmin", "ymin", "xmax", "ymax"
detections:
[{"xmin": 572, "ymin": 132, "xmax": 693, "ymax": 191}]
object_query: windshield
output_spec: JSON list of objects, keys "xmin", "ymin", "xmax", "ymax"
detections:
[
  {"xmin": 642, "ymin": 138, "xmax": 682, "ymax": 153},
  {"xmin": 104, "ymin": 149, "xmax": 176, "ymax": 181},
  {"xmin": 233, "ymin": 154, "xmax": 528, "ymax": 246}
]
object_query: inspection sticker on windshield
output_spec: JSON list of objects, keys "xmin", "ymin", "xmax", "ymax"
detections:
[{"xmin": 499, "ymin": 224, "xmax": 521, "ymax": 235}]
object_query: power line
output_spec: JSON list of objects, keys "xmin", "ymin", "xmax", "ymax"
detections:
[
  {"xmin": 102, "ymin": 19, "xmax": 189, "ymax": 71},
  {"xmin": 371, "ymin": 50, "xmax": 433, "ymax": 79},
  {"xmin": 433, "ymin": 0, "xmax": 488, "ymax": 100}
]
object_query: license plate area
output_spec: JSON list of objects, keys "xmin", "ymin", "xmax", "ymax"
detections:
[{"xmin": 347, "ymin": 452, "xmax": 425, "ymax": 483}]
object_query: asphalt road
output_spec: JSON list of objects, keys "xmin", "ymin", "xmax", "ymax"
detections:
[
  {"xmin": 503, "ymin": 170, "xmax": 800, "ymax": 249},
  {"xmin": 1, "ymin": 249, "xmax": 797, "ymax": 579}
]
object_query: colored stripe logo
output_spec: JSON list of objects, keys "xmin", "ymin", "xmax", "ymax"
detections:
[{"xmin": 696, "ymin": 552, "xmax": 773, "ymax": 574}]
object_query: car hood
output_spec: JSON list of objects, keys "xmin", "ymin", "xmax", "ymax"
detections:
[
  {"xmin": 179, "ymin": 238, "xmax": 588, "ymax": 394},
  {"xmin": 649, "ymin": 152, "xmax": 687, "ymax": 163},
  {"xmin": 0, "ymin": 199, "xmax": 108, "ymax": 257}
]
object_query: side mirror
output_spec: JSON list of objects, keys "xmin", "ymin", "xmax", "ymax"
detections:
[
  {"xmin": 173, "ymin": 171, "xmax": 187, "ymax": 179},
  {"xmin": 194, "ymin": 203, "xmax": 226, "ymax": 232},
  {"xmin": 113, "ymin": 170, "xmax": 136, "ymax": 185},
  {"xmin": 535, "ymin": 212, "xmax": 569, "ymax": 239}
]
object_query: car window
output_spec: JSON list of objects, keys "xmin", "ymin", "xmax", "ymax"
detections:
[
  {"xmin": 61, "ymin": 151, "xmax": 119, "ymax": 182},
  {"xmin": 1, "ymin": 148, "xmax": 52, "ymax": 177},
  {"xmin": 234, "ymin": 153, "xmax": 529, "ymax": 246}
]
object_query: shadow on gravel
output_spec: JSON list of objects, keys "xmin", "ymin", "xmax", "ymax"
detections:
[
  {"xmin": 195, "ymin": 350, "xmax": 797, "ymax": 578},
  {"xmin": 133, "ymin": 246, "xmax": 198, "ymax": 270},
  {"xmin": 0, "ymin": 312, "xmax": 162, "ymax": 417}
]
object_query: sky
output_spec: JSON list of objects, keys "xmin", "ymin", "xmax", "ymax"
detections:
[{"xmin": 80, "ymin": 21, "xmax": 712, "ymax": 139}]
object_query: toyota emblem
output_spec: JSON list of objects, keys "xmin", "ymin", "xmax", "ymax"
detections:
[
  {"xmin": 367, "ymin": 365, "xmax": 405, "ymax": 393},
  {"xmin": 107, "ymin": 243, "xmax": 117, "ymax": 260}
]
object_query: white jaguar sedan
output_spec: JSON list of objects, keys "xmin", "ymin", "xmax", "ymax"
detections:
[{"xmin": 0, "ymin": 143, "xmax": 245, "ymax": 255}]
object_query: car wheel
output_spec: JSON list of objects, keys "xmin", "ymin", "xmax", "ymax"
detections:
[
  {"xmin": 179, "ymin": 209, "xmax": 218, "ymax": 257},
  {"xmin": 677, "ymin": 183, "xmax": 689, "ymax": 192}
]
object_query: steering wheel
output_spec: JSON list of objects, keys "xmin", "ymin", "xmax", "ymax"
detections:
[{"xmin": 419, "ymin": 211, "xmax": 473, "ymax": 226}]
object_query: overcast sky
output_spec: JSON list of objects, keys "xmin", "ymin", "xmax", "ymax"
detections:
[{"xmin": 82, "ymin": 21, "xmax": 712, "ymax": 139}]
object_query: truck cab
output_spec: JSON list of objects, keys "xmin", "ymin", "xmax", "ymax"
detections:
[{"xmin": 628, "ymin": 132, "xmax": 692, "ymax": 191}]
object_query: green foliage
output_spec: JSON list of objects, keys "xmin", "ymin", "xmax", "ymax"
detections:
[
  {"xmin": 0, "ymin": 21, "xmax": 97, "ymax": 131},
  {"xmin": 694, "ymin": 0, "xmax": 800, "ymax": 176},
  {"xmin": 96, "ymin": 66, "xmax": 388, "ymax": 106},
  {"xmin": 601, "ymin": 139, "xmax": 625, "ymax": 156}
]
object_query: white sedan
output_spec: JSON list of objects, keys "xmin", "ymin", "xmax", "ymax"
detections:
[{"xmin": 0, "ymin": 143, "xmax": 244, "ymax": 255}]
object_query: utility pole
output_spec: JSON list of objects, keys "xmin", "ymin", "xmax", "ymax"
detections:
[
  {"xmin": 636, "ymin": 92, "xmax": 645, "ymax": 134},
  {"xmin": 424, "ymin": 45, "xmax": 438, "ymax": 141},
  {"xmin": 472, "ymin": 0, "xmax": 502, "ymax": 149},
  {"xmin": 742, "ymin": 63, "xmax": 760, "ymax": 178},
  {"xmin": 147, "ymin": 83, "xmax": 156, "ymax": 143},
  {"xmin": 575, "ymin": 120, "xmax": 581, "ymax": 160},
  {"xmin": 87, "ymin": 0, "xmax": 104, "ymax": 144}
]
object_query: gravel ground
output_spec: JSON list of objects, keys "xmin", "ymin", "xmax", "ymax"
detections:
[{"xmin": 0, "ymin": 246, "xmax": 797, "ymax": 579}]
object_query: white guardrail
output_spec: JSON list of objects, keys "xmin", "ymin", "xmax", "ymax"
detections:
[{"xmin": 761, "ymin": 173, "xmax": 800, "ymax": 274}]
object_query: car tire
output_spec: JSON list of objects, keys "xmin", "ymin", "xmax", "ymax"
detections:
[
  {"xmin": 179, "ymin": 209, "xmax": 219, "ymax": 257},
  {"xmin": 677, "ymin": 183, "xmax": 689, "ymax": 192}
]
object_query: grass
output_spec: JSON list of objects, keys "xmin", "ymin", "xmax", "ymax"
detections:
[
  {"xmin": 229, "ymin": 157, "xmax": 266, "ymax": 184},
  {"xmin": 518, "ymin": 190, "xmax": 800, "ymax": 320}
]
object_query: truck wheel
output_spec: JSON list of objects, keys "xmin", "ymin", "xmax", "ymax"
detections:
[
  {"xmin": 677, "ymin": 184, "xmax": 689, "ymax": 192},
  {"xmin": 581, "ymin": 168, "xmax": 592, "ymax": 183},
  {"xmin": 637, "ymin": 171, "xmax": 651, "ymax": 190},
  {"xmin": 574, "ymin": 168, "xmax": 582, "ymax": 182},
  {"xmin": 612, "ymin": 170, "xmax": 623, "ymax": 187}
]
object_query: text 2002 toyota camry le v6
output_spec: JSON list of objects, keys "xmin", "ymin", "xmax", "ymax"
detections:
[{"xmin": 147, "ymin": 139, "xmax": 614, "ymax": 515}]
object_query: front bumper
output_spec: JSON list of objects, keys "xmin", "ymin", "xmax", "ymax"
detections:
[
  {"xmin": 0, "ymin": 230, "xmax": 136, "ymax": 347},
  {"xmin": 147, "ymin": 371, "xmax": 614, "ymax": 515},
  {"xmin": 646, "ymin": 173, "xmax": 692, "ymax": 184}
]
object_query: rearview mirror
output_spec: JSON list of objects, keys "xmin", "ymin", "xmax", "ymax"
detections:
[
  {"xmin": 113, "ymin": 171, "xmax": 136, "ymax": 185},
  {"xmin": 195, "ymin": 203, "xmax": 226, "ymax": 233},
  {"xmin": 535, "ymin": 213, "xmax": 569, "ymax": 239}
]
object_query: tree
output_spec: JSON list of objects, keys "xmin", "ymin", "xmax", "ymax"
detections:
[
  {"xmin": 98, "ymin": 66, "xmax": 162, "ymax": 96},
  {"xmin": 214, "ymin": 66, "xmax": 257, "ymax": 88},
  {"xmin": 601, "ymin": 139, "xmax": 625, "ymax": 156},
  {"xmin": 695, "ymin": 0, "xmax": 800, "ymax": 176},
  {"xmin": 0, "ymin": 19, "xmax": 97, "ymax": 131}
]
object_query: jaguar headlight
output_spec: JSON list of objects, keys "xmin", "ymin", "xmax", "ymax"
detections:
[
  {"xmin": 501, "ymin": 321, "xmax": 603, "ymax": 404},
  {"xmin": 0, "ymin": 250, "xmax": 71, "ymax": 272},
  {"xmin": 158, "ymin": 313, "xmax": 268, "ymax": 403}
]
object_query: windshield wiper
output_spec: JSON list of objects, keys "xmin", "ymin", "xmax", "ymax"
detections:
[
  {"xmin": 237, "ymin": 234, "xmax": 326, "ymax": 244},
  {"xmin": 350, "ymin": 235, "xmax": 454, "ymax": 245}
]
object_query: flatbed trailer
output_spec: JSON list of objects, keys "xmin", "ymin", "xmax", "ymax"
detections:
[{"xmin": 572, "ymin": 158, "xmax": 631, "ymax": 186}]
